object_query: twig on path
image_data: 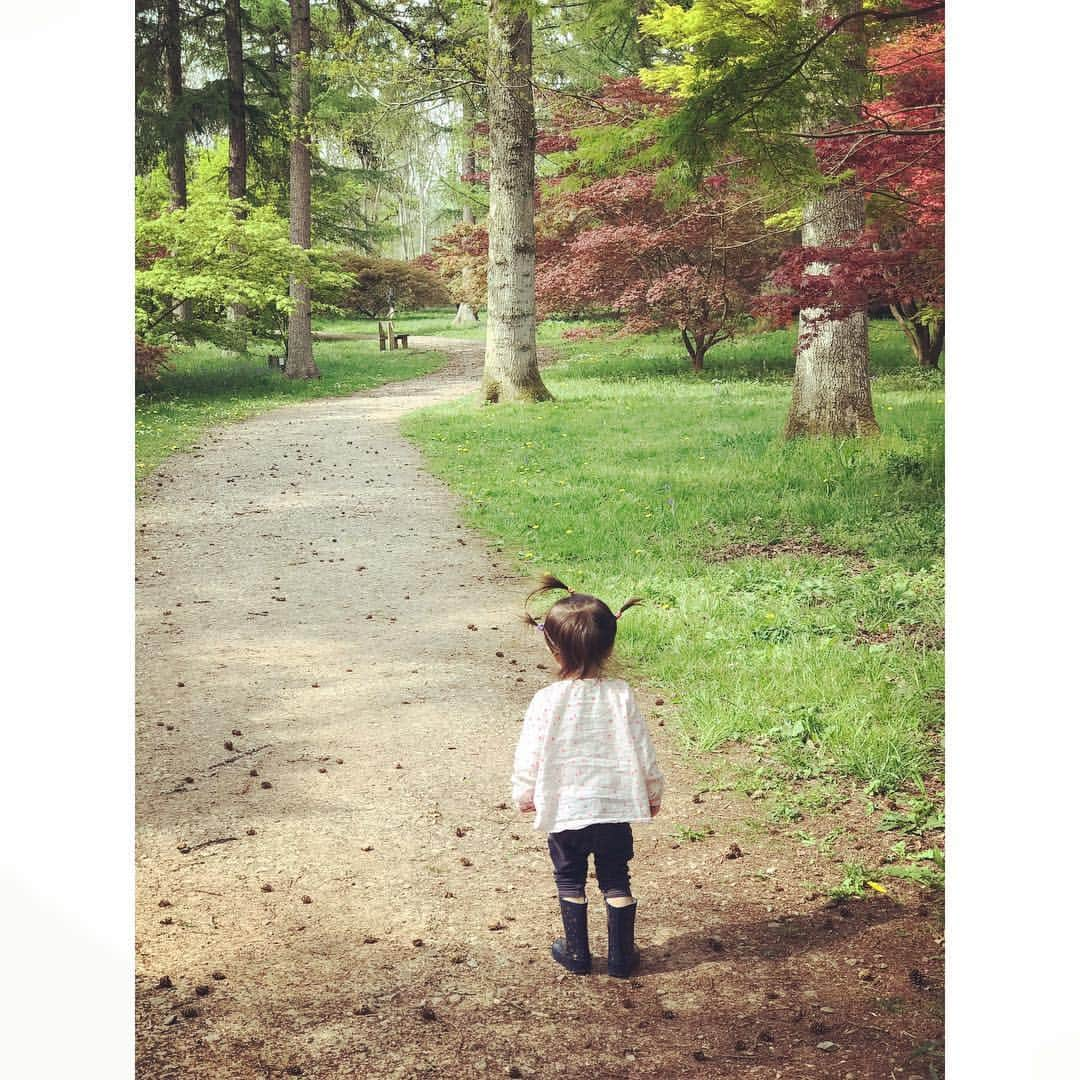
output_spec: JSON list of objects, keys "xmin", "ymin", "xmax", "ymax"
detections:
[
  {"xmin": 208, "ymin": 743, "xmax": 272, "ymax": 769},
  {"xmin": 184, "ymin": 838, "xmax": 237, "ymax": 853}
]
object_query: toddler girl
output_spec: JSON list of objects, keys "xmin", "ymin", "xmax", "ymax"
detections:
[{"xmin": 511, "ymin": 575, "xmax": 664, "ymax": 978}]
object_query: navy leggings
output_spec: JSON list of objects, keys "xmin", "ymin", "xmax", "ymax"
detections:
[{"xmin": 547, "ymin": 822, "xmax": 634, "ymax": 899}]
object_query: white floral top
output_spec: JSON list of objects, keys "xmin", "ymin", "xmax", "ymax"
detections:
[{"xmin": 511, "ymin": 678, "xmax": 665, "ymax": 833}]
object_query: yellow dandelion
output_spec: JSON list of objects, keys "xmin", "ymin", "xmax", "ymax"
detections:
[{"xmin": 866, "ymin": 881, "xmax": 888, "ymax": 895}]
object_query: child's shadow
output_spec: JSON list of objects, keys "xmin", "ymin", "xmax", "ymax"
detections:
[{"xmin": 642, "ymin": 896, "xmax": 904, "ymax": 975}]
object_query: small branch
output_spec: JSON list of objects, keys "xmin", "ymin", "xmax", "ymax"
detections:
[
  {"xmin": 184, "ymin": 837, "xmax": 237, "ymax": 853},
  {"xmin": 208, "ymin": 743, "xmax": 272, "ymax": 770}
]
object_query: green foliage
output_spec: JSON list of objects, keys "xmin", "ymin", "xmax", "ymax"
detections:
[
  {"xmin": 641, "ymin": 0, "xmax": 861, "ymax": 186},
  {"xmin": 135, "ymin": 193, "xmax": 350, "ymax": 346},
  {"xmin": 672, "ymin": 823, "xmax": 715, "ymax": 843},
  {"xmin": 879, "ymin": 846, "xmax": 944, "ymax": 889},
  {"xmin": 877, "ymin": 799, "xmax": 945, "ymax": 836},
  {"xmin": 830, "ymin": 862, "xmax": 872, "ymax": 899}
]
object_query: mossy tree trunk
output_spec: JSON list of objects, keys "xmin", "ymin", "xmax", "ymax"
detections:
[
  {"xmin": 285, "ymin": 0, "xmax": 319, "ymax": 379},
  {"xmin": 482, "ymin": 0, "xmax": 551, "ymax": 403}
]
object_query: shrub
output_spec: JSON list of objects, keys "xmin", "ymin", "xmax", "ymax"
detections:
[
  {"xmin": 322, "ymin": 253, "xmax": 451, "ymax": 317},
  {"xmin": 135, "ymin": 337, "xmax": 171, "ymax": 385}
]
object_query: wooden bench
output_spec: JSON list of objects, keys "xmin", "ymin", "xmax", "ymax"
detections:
[{"xmin": 378, "ymin": 322, "xmax": 409, "ymax": 351}]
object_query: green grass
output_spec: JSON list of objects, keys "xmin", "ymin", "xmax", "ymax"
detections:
[
  {"xmin": 401, "ymin": 318, "xmax": 944, "ymax": 795},
  {"xmin": 135, "ymin": 336, "xmax": 443, "ymax": 483},
  {"xmin": 314, "ymin": 306, "xmax": 488, "ymax": 340}
]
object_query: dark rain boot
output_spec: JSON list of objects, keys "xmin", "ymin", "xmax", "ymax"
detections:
[
  {"xmin": 605, "ymin": 899, "xmax": 641, "ymax": 979},
  {"xmin": 551, "ymin": 898, "xmax": 592, "ymax": 974}
]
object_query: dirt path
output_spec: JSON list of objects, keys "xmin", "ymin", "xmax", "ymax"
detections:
[{"xmin": 136, "ymin": 338, "xmax": 943, "ymax": 1079}]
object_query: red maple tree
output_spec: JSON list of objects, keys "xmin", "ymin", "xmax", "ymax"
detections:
[
  {"xmin": 431, "ymin": 223, "xmax": 489, "ymax": 311},
  {"xmin": 534, "ymin": 79, "xmax": 786, "ymax": 371}
]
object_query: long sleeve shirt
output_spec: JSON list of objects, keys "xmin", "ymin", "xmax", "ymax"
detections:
[{"xmin": 511, "ymin": 677, "xmax": 665, "ymax": 833}]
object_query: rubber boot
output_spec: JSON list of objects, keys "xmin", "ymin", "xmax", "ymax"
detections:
[
  {"xmin": 606, "ymin": 899, "xmax": 640, "ymax": 978},
  {"xmin": 551, "ymin": 898, "xmax": 592, "ymax": 974}
]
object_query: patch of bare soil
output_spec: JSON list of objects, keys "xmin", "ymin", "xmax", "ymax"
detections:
[
  {"xmin": 852, "ymin": 623, "xmax": 945, "ymax": 650},
  {"xmin": 136, "ymin": 337, "xmax": 943, "ymax": 1079},
  {"xmin": 706, "ymin": 537, "xmax": 874, "ymax": 574}
]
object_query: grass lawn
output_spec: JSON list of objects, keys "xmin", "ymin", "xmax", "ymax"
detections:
[
  {"xmin": 314, "ymin": 307, "xmax": 488, "ymax": 340},
  {"xmin": 135, "ymin": 336, "xmax": 443, "ymax": 483},
  {"xmin": 401, "ymin": 318, "xmax": 944, "ymax": 805}
]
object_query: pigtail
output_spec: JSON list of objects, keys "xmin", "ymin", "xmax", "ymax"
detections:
[
  {"xmin": 614, "ymin": 597, "xmax": 644, "ymax": 620},
  {"xmin": 522, "ymin": 573, "xmax": 573, "ymax": 627},
  {"xmin": 529, "ymin": 573, "xmax": 571, "ymax": 600}
]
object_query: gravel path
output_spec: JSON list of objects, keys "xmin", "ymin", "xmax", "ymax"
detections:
[{"xmin": 135, "ymin": 337, "xmax": 944, "ymax": 1079}]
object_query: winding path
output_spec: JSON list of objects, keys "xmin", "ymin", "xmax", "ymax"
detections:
[{"xmin": 135, "ymin": 337, "xmax": 943, "ymax": 1079}]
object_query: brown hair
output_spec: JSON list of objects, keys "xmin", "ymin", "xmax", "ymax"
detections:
[{"xmin": 522, "ymin": 573, "xmax": 643, "ymax": 680}]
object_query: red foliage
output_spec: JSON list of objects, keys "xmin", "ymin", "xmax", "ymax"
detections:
[
  {"xmin": 136, "ymin": 243, "xmax": 169, "ymax": 271},
  {"xmin": 534, "ymin": 80, "xmax": 784, "ymax": 369},
  {"xmin": 431, "ymin": 224, "xmax": 489, "ymax": 309},
  {"xmin": 321, "ymin": 252, "xmax": 451, "ymax": 316},
  {"xmin": 135, "ymin": 337, "xmax": 172, "ymax": 384},
  {"xmin": 759, "ymin": 17, "xmax": 945, "ymax": 328},
  {"xmin": 410, "ymin": 253, "xmax": 439, "ymax": 275}
]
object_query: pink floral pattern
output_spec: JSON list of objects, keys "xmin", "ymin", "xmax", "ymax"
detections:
[{"xmin": 511, "ymin": 678, "xmax": 665, "ymax": 832}]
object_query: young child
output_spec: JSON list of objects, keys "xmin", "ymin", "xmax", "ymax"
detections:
[{"xmin": 511, "ymin": 574, "xmax": 665, "ymax": 978}]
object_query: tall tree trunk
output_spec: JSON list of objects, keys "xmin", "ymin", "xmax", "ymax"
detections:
[
  {"xmin": 482, "ymin": 0, "xmax": 551, "ymax": 403},
  {"xmin": 162, "ymin": 0, "xmax": 190, "ymax": 322},
  {"xmin": 786, "ymin": 1, "xmax": 878, "ymax": 438},
  {"xmin": 285, "ymin": 0, "xmax": 319, "ymax": 379},
  {"xmin": 454, "ymin": 93, "xmax": 480, "ymax": 327},
  {"xmin": 787, "ymin": 187, "xmax": 879, "ymax": 436},
  {"xmin": 224, "ymin": 0, "xmax": 247, "ymax": 324}
]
